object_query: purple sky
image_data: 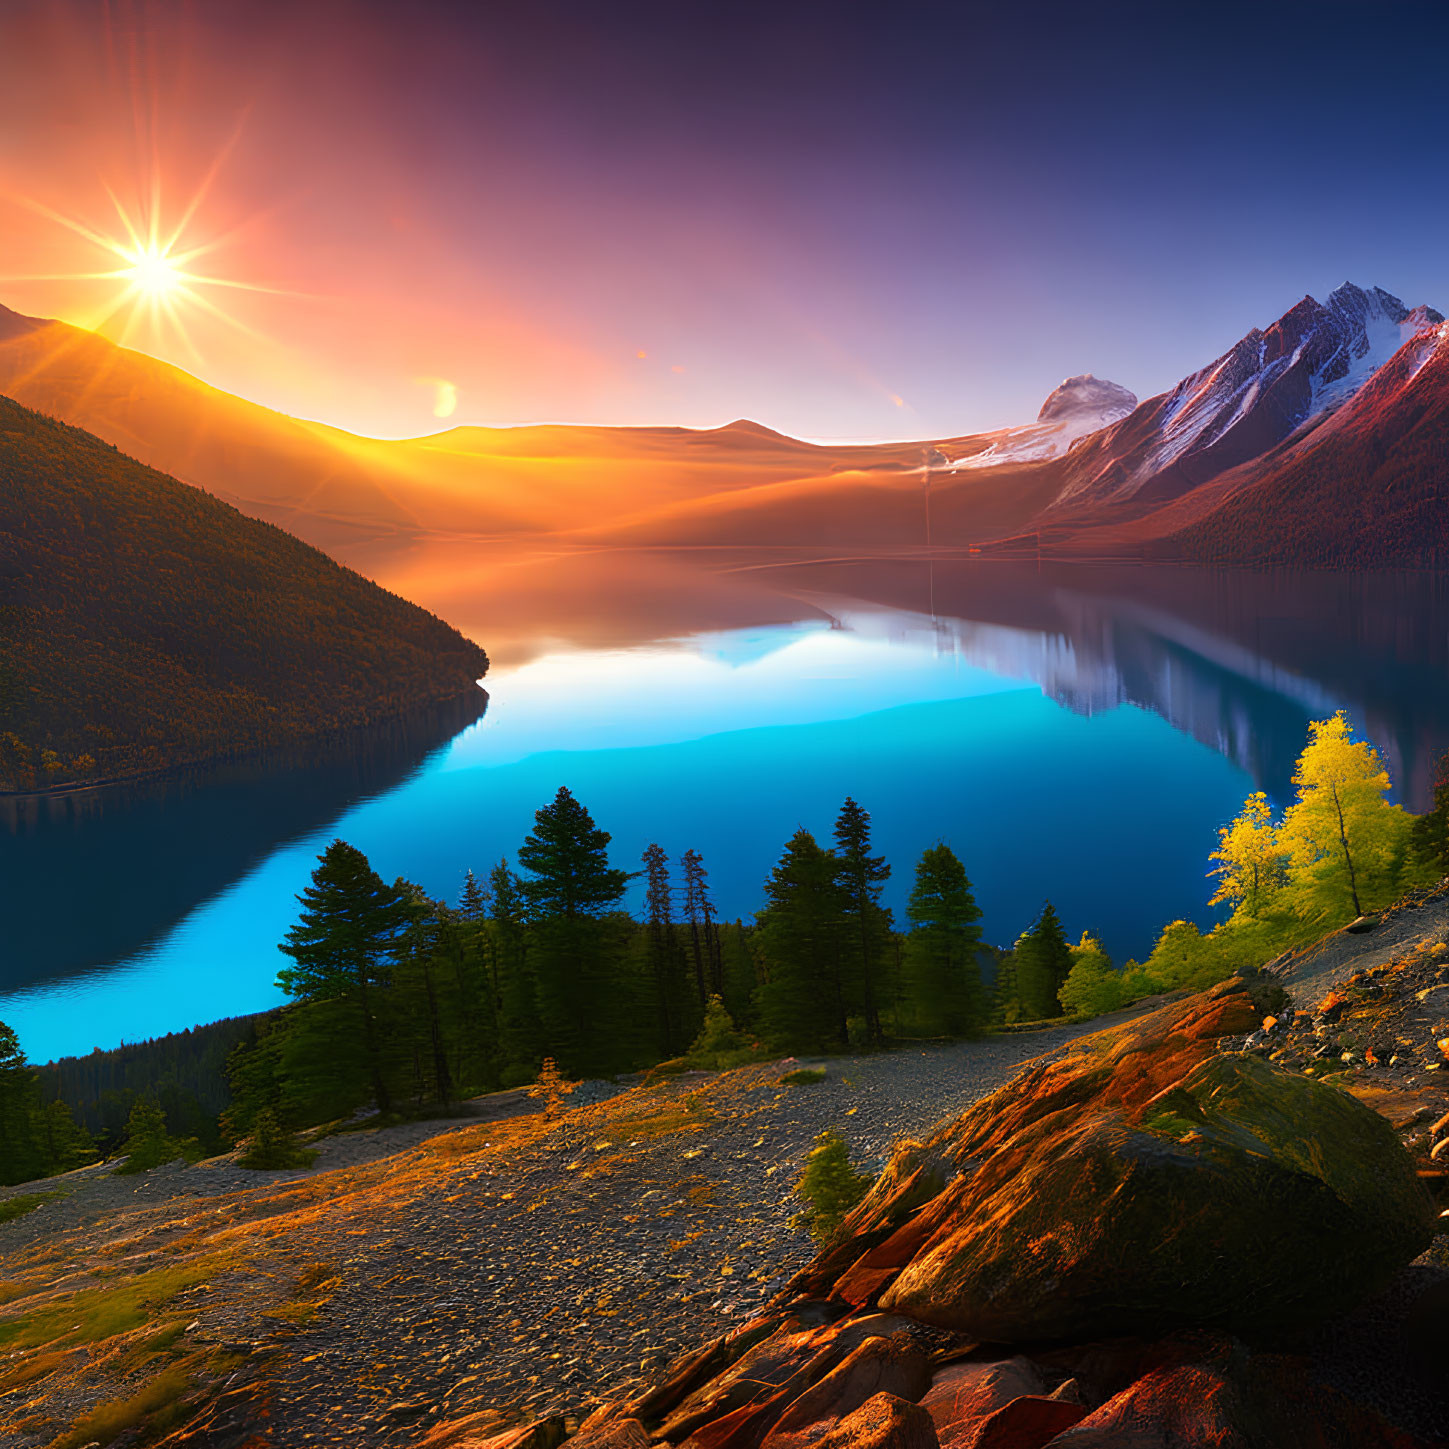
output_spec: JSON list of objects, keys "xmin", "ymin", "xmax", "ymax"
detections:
[{"xmin": 4, "ymin": 0, "xmax": 1449, "ymax": 438}]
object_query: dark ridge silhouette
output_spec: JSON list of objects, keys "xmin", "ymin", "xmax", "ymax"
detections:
[{"xmin": 0, "ymin": 394, "xmax": 488, "ymax": 791}]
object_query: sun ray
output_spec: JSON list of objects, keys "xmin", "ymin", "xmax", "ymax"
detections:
[
  {"xmin": 16, "ymin": 196, "xmax": 125, "ymax": 256},
  {"xmin": 102, "ymin": 182, "xmax": 146, "ymax": 254},
  {"xmin": 164, "ymin": 112, "xmax": 251, "ymax": 253},
  {"xmin": 11, "ymin": 159, "xmax": 301, "ymax": 366}
]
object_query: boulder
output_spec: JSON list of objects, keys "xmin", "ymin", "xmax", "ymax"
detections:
[
  {"xmin": 421, "ymin": 1417, "xmax": 566, "ymax": 1449},
  {"xmin": 881, "ymin": 1052, "xmax": 1437, "ymax": 1341},
  {"xmin": 1042, "ymin": 1346, "xmax": 1434, "ymax": 1448},
  {"xmin": 658, "ymin": 1316, "xmax": 919, "ymax": 1445},
  {"xmin": 762, "ymin": 1336, "xmax": 932, "ymax": 1449},
  {"xmin": 570, "ymin": 1421, "xmax": 648, "ymax": 1449},
  {"xmin": 921, "ymin": 1359, "xmax": 1046, "ymax": 1443},
  {"xmin": 958, "ymin": 1396, "xmax": 1087, "ymax": 1449},
  {"xmin": 807, "ymin": 1395, "xmax": 939, "ymax": 1449}
]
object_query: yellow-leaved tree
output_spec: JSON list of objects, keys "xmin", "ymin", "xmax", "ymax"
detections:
[
  {"xmin": 1057, "ymin": 931, "xmax": 1121, "ymax": 1018},
  {"xmin": 1277, "ymin": 711, "xmax": 1411, "ymax": 921},
  {"xmin": 1208, "ymin": 791, "xmax": 1287, "ymax": 920}
]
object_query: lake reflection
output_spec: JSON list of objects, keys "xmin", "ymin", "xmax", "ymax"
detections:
[{"xmin": 4, "ymin": 557, "xmax": 1447, "ymax": 1063}]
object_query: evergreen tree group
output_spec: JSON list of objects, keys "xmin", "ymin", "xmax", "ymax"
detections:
[
  {"xmin": 15, "ymin": 707, "xmax": 1448, "ymax": 1188},
  {"xmin": 0, "ymin": 1023, "xmax": 94, "ymax": 1185},
  {"xmin": 221, "ymin": 790, "xmax": 1002, "ymax": 1136}
]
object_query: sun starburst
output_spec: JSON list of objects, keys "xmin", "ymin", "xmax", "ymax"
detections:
[{"xmin": 4, "ymin": 176, "xmax": 284, "ymax": 362}]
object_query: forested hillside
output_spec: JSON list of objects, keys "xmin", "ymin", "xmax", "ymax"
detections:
[{"xmin": 0, "ymin": 396, "xmax": 488, "ymax": 790}]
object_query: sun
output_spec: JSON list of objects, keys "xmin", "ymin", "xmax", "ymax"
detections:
[
  {"xmin": 4, "ymin": 175, "xmax": 284, "ymax": 360},
  {"xmin": 122, "ymin": 244, "xmax": 187, "ymax": 299}
]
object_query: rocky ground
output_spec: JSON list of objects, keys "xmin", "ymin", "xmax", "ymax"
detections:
[
  {"xmin": 514, "ymin": 973, "xmax": 1449, "ymax": 1449},
  {"xmin": 1238, "ymin": 906, "xmax": 1449, "ymax": 1198},
  {"xmin": 7, "ymin": 905, "xmax": 1449, "ymax": 1449},
  {"xmin": 0, "ymin": 1010, "xmax": 1163, "ymax": 1448}
]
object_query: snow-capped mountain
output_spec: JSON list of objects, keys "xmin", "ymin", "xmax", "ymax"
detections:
[
  {"xmin": 1161, "ymin": 303, "xmax": 1449, "ymax": 566},
  {"xmin": 949, "ymin": 373, "xmax": 1137, "ymax": 470},
  {"xmin": 1048, "ymin": 283, "xmax": 1444, "ymax": 512}
]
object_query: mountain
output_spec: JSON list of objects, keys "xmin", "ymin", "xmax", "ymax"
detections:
[
  {"xmin": 1043, "ymin": 283, "xmax": 1445, "ymax": 521},
  {"xmin": 0, "ymin": 305, "xmax": 908, "ymax": 558},
  {"xmin": 1161, "ymin": 311, "xmax": 1449, "ymax": 565},
  {"xmin": 947, "ymin": 373, "xmax": 1138, "ymax": 470},
  {"xmin": 4, "ymin": 283, "xmax": 1446, "ymax": 572},
  {"xmin": 0, "ymin": 396, "xmax": 488, "ymax": 791}
]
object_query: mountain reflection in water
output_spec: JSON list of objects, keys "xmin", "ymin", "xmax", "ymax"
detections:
[{"xmin": 5, "ymin": 555, "xmax": 1446, "ymax": 1061}]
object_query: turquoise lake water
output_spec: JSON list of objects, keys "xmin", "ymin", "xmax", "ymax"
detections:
[{"xmin": 5, "ymin": 561, "xmax": 1447, "ymax": 1063}]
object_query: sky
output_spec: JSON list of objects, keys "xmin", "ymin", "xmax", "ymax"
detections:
[{"xmin": 4, "ymin": 0, "xmax": 1449, "ymax": 441}]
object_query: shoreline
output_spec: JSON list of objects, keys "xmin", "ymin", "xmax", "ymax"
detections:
[{"xmin": 0, "ymin": 681, "xmax": 489, "ymax": 803}]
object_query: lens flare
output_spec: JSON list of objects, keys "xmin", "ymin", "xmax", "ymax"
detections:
[
  {"xmin": 123, "ymin": 244, "xmax": 186, "ymax": 298},
  {"xmin": 3, "ymin": 173, "xmax": 286, "ymax": 362}
]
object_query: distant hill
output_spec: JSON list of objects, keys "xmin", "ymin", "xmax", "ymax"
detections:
[
  {"xmin": 0, "ymin": 396, "xmax": 488, "ymax": 791},
  {"xmin": 4, "ymin": 285, "xmax": 1448, "ymax": 572}
]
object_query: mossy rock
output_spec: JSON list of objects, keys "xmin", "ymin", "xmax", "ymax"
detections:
[{"xmin": 881, "ymin": 1053, "xmax": 1437, "ymax": 1342}]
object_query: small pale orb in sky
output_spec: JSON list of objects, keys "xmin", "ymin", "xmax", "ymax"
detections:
[
  {"xmin": 635, "ymin": 349, "xmax": 648, "ymax": 360},
  {"xmin": 415, "ymin": 376, "xmax": 458, "ymax": 417},
  {"xmin": 889, "ymin": 393, "xmax": 906, "ymax": 409}
]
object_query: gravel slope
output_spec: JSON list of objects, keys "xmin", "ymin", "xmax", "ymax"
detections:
[
  {"xmin": 253, "ymin": 1011, "xmax": 1168, "ymax": 1445},
  {"xmin": 0, "ymin": 1006, "xmax": 1161, "ymax": 1448}
]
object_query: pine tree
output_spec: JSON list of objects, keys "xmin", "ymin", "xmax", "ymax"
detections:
[
  {"xmin": 994, "ymin": 949, "xmax": 1021, "ymax": 1023},
  {"xmin": 1410, "ymin": 766, "xmax": 1449, "ymax": 879},
  {"xmin": 36, "ymin": 1098, "xmax": 94, "ymax": 1174},
  {"xmin": 223, "ymin": 1019, "xmax": 285, "ymax": 1137},
  {"xmin": 0, "ymin": 1023, "xmax": 45, "ymax": 1186},
  {"xmin": 459, "ymin": 869, "xmax": 490, "ymax": 922},
  {"xmin": 833, "ymin": 799, "xmax": 892, "ymax": 1045},
  {"xmin": 517, "ymin": 788, "xmax": 631, "ymax": 1075},
  {"xmin": 278, "ymin": 840, "xmax": 409, "ymax": 1116},
  {"xmin": 686, "ymin": 995, "xmax": 749, "ymax": 1068},
  {"xmin": 489, "ymin": 860, "xmax": 541, "ymax": 1080},
  {"xmin": 642, "ymin": 844, "xmax": 694, "ymax": 1056},
  {"xmin": 1013, "ymin": 902, "xmax": 1073, "ymax": 1020},
  {"xmin": 440, "ymin": 905, "xmax": 501, "ymax": 1096},
  {"xmin": 792, "ymin": 1129, "xmax": 872, "ymax": 1241},
  {"xmin": 393, "ymin": 881, "xmax": 458, "ymax": 1106},
  {"xmin": 114, "ymin": 1097, "xmax": 182, "ymax": 1174},
  {"xmin": 238, "ymin": 1109, "xmax": 316, "ymax": 1170},
  {"xmin": 900, "ymin": 844, "xmax": 985, "ymax": 1036},
  {"xmin": 1057, "ymin": 931, "xmax": 1121, "ymax": 1018},
  {"xmin": 719, "ymin": 920, "xmax": 759, "ymax": 1029},
  {"xmin": 680, "ymin": 849, "xmax": 723, "ymax": 1004},
  {"xmin": 755, "ymin": 830, "xmax": 850, "ymax": 1051}
]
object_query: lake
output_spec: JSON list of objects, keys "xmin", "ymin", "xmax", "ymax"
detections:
[{"xmin": 4, "ymin": 554, "xmax": 1448, "ymax": 1063}]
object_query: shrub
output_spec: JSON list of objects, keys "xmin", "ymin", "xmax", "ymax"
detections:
[
  {"xmin": 792, "ymin": 1129, "xmax": 872, "ymax": 1241},
  {"xmin": 0, "ymin": 1191, "xmax": 61, "ymax": 1225},
  {"xmin": 526, "ymin": 1058, "xmax": 576, "ymax": 1119},
  {"xmin": 686, "ymin": 996, "xmax": 753, "ymax": 1069},
  {"xmin": 779, "ymin": 1068, "xmax": 827, "ymax": 1086},
  {"xmin": 237, "ymin": 1110, "xmax": 317, "ymax": 1170},
  {"xmin": 112, "ymin": 1099, "xmax": 186, "ymax": 1176}
]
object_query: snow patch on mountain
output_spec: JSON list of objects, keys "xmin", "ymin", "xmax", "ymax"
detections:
[
  {"xmin": 1308, "ymin": 286, "xmax": 1444, "ymax": 414},
  {"xmin": 949, "ymin": 373, "xmax": 1137, "ymax": 469},
  {"xmin": 1053, "ymin": 283, "xmax": 1444, "ymax": 508}
]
